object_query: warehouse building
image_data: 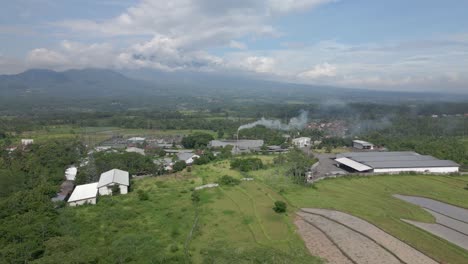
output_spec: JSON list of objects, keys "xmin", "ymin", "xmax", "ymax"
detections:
[
  {"xmin": 335, "ymin": 151, "xmax": 459, "ymax": 174},
  {"xmin": 352, "ymin": 140, "xmax": 374, "ymax": 150}
]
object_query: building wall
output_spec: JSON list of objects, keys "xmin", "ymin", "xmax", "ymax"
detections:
[
  {"xmin": 293, "ymin": 138, "xmax": 311, "ymax": 148},
  {"xmin": 68, "ymin": 197, "xmax": 96, "ymax": 206},
  {"xmin": 98, "ymin": 184, "xmax": 128, "ymax": 196},
  {"xmin": 373, "ymin": 167, "xmax": 459, "ymax": 174},
  {"xmin": 353, "ymin": 142, "xmax": 374, "ymax": 150}
]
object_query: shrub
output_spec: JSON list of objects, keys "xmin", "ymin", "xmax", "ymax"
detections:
[
  {"xmin": 218, "ymin": 175, "xmax": 240, "ymax": 186},
  {"xmin": 230, "ymin": 158, "xmax": 263, "ymax": 172},
  {"xmin": 172, "ymin": 161, "xmax": 187, "ymax": 172},
  {"xmin": 111, "ymin": 185, "xmax": 120, "ymax": 195},
  {"xmin": 137, "ymin": 190, "xmax": 149, "ymax": 201},
  {"xmin": 273, "ymin": 201, "xmax": 287, "ymax": 213},
  {"xmin": 191, "ymin": 191, "xmax": 200, "ymax": 203}
]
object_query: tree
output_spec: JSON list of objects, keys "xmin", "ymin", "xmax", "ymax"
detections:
[
  {"xmin": 218, "ymin": 175, "xmax": 240, "ymax": 186},
  {"xmin": 217, "ymin": 130, "xmax": 224, "ymax": 139},
  {"xmin": 285, "ymin": 148, "xmax": 315, "ymax": 185},
  {"xmin": 273, "ymin": 201, "xmax": 287, "ymax": 213},
  {"xmin": 181, "ymin": 133, "xmax": 214, "ymax": 148},
  {"xmin": 230, "ymin": 158, "xmax": 264, "ymax": 172},
  {"xmin": 111, "ymin": 184, "xmax": 120, "ymax": 195},
  {"xmin": 172, "ymin": 161, "xmax": 187, "ymax": 172}
]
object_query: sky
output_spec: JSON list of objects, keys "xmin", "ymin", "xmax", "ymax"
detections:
[{"xmin": 1, "ymin": 0, "xmax": 468, "ymax": 93}]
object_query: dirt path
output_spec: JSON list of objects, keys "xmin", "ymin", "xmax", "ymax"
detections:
[
  {"xmin": 298, "ymin": 212, "xmax": 402, "ymax": 264},
  {"xmin": 301, "ymin": 208, "xmax": 437, "ymax": 264},
  {"xmin": 294, "ymin": 217, "xmax": 353, "ymax": 264}
]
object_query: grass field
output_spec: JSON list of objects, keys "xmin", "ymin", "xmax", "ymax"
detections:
[
  {"xmin": 52, "ymin": 156, "xmax": 468, "ymax": 263},
  {"xmin": 257, "ymin": 173, "xmax": 468, "ymax": 264},
  {"xmin": 18, "ymin": 125, "xmax": 216, "ymax": 145}
]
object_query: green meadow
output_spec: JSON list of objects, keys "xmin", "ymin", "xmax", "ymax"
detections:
[{"xmin": 49, "ymin": 156, "xmax": 468, "ymax": 263}]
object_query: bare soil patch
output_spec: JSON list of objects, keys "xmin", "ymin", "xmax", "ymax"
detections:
[
  {"xmin": 294, "ymin": 217, "xmax": 353, "ymax": 264},
  {"xmin": 298, "ymin": 212, "xmax": 401, "ymax": 264},
  {"xmin": 301, "ymin": 208, "xmax": 437, "ymax": 264}
]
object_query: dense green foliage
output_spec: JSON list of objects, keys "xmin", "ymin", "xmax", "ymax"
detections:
[
  {"xmin": 181, "ymin": 133, "xmax": 214, "ymax": 148},
  {"xmin": 230, "ymin": 157, "xmax": 264, "ymax": 171},
  {"xmin": 218, "ymin": 175, "xmax": 241, "ymax": 186},
  {"xmin": 172, "ymin": 160, "xmax": 187, "ymax": 172},
  {"xmin": 76, "ymin": 151, "xmax": 163, "ymax": 184},
  {"xmin": 238, "ymin": 125, "xmax": 285, "ymax": 145},
  {"xmin": 273, "ymin": 201, "xmax": 287, "ymax": 213},
  {"xmin": 283, "ymin": 148, "xmax": 316, "ymax": 184},
  {"xmin": 0, "ymin": 140, "xmax": 83, "ymax": 263}
]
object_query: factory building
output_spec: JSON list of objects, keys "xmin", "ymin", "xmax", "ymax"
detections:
[
  {"xmin": 352, "ymin": 140, "xmax": 374, "ymax": 150},
  {"xmin": 335, "ymin": 151, "xmax": 459, "ymax": 174}
]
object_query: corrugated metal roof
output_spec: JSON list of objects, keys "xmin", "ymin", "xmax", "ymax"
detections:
[
  {"xmin": 353, "ymin": 140, "xmax": 373, "ymax": 145},
  {"xmin": 209, "ymin": 140, "xmax": 264, "ymax": 149},
  {"xmin": 335, "ymin": 157, "xmax": 373, "ymax": 171},
  {"xmin": 366, "ymin": 160, "xmax": 459, "ymax": 169},
  {"xmin": 336, "ymin": 151, "xmax": 459, "ymax": 169},
  {"xmin": 98, "ymin": 169, "xmax": 129, "ymax": 188},
  {"xmin": 68, "ymin": 182, "xmax": 98, "ymax": 202}
]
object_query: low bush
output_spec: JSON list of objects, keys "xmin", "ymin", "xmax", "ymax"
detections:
[
  {"xmin": 273, "ymin": 201, "xmax": 287, "ymax": 213},
  {"xmin": 218, "ymin": 175, "xmax": 240, "ymax": 186}
]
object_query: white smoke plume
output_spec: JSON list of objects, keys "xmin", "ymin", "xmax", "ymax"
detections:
[{"xmin": 238, "ymin": 110, "xmax": 309, "ymax": 131}]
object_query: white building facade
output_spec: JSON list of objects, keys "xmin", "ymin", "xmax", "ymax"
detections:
[
  {"xmin": 292, "ymin": 137, "xmax": 311, "ymax": 148},
  {"xmin": 97, "ymin": 169, "xmax": 130, "ymax": 195}
]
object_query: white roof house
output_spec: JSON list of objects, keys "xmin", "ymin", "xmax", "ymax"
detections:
[
  {"xmin": 127, "ymin": 137, "xmax": 146, "ymax": 143},
  {"xmin": 68, "ymin": 182, "xmax": 99, "ymax": 206},
  {"xmin": 352, "ymin": 140, "xmax": 374, "ymax": 150},
  {"xmin": 21, "ymin": 139, "xmax": 34, "ymax": 145},
  {"xmin": 125, "ymin": 147, "xmax": 145, "ymax": 155},
  {"xmin": 98, "ymin": 169, "xmax": 130, "ymax": 195},
  {"xmin": 177, "ymin": 152, "xmax": 200, "ymax": 165},
  {"xmin": 292, "ymin": 137, "xmax": 311, "ymax": 148},
  {"xmin": 65, "ymin": 166, "xmax": 77, "ymax": 181}
]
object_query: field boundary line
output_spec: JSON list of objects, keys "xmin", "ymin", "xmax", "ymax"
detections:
[
  {"xmin": 300, "ymin": 209, "xmax": 410, "ymax": 264},
  {"xmin": 218, "ymin": 186, "xmax": 264, "ymax": 245},
  {"xmin": 301, "ymin": 209, "xmax": 439, "ymax": 264},
  {"xmin": 296, "ymin": 213, "xmax": 357, "ymax": 264},
  {"xmin": 235, "ymin": 185, "xmax": 276, "ymax": 242},
  {"xmin": 184, "ymin": 205, "xmax": 199, "ymax": 263}
]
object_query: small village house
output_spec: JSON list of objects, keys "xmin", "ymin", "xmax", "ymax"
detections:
[
  {"xmin": 177, "ymin": 152, "xmax": 200, "ymax": 165},
  {"xmin": 21, "ymin": 139, "xmax": 34, "ymax": 145},
  {"xmin": 97, "ymin": 169, "xmax": 130, "ymax": 195},
  {"xmin": 68, "ymin": 182, "xmax": 99, "ymax": 206},
  {"xmin": 292, "ymin": 137, "xmax": 311, "ymax": 148}
]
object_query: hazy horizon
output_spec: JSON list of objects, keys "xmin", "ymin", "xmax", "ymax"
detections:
[{"xmin": 1, "ymin": 0, "xmax": 468, "ymax": 93}]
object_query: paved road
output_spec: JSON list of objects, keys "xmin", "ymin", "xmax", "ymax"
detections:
[
  {"xmin": 312, "ymin": 152, "xmax": 347, "ymax": 177},
  {"xmin": 394, "ymin": 194, "xmax": 468, "ymax": 251},
  {"xmin": 393, "ymin": 194, "xmax": 468, "ymax": 223}
]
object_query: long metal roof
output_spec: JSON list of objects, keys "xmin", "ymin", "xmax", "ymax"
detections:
[
  {"xmin": 336, "ymin": 151, "xmax": 459, "ymax": 169},
  {"xmin": 335, "ymin": 157, "xmax": 373, "ymax": 171}
]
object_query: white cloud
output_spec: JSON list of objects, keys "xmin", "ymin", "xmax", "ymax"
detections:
[
  {"xmin": 298, "ymin": 63, "xmax": 337, "ymax": 79},
  {"xmin": 229, "ymin": 40, "xmax": 247, "ymax": 50},
  {"xmin": 241, "ymin": 56, "xmax": 276, "ymax": 73}
]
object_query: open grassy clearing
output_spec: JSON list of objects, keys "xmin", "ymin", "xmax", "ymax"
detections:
[
  {"xmin": 45, "ymin": 154, "xmax": 468, "ymax": 263},
  {"xmin": 255, "ymin": 172, "xmax": 468, "ymax": 264},
  {"xmin": 18, "ymin": 125, "xmax": 216, "ymax": 144},
  {"xmin": 50, "ymin": 176, "xmax": 198, "ymax": 263}
]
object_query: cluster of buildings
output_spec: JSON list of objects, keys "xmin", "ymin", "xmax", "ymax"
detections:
[
  {"xmin": 67, "ymin": 169, "xmax": 130, "ymax": 206},
  {"xmin": 328, "ymin": 139, "xmax": 460, "ymax": 174},
  {"xmin": 307, "ymin": 120, "xmax": 348, "ymax": 138}
]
